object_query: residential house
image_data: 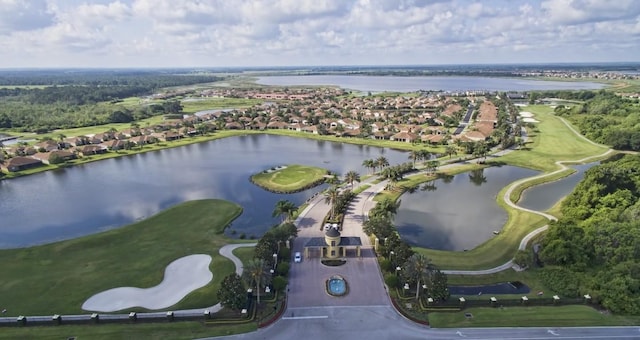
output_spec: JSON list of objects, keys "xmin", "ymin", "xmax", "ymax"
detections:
[
  {"xmin": 1, "ymin": 156, "xmax": 43, "ymax": 172},
  {"xmin": 31, "ymin": 150, "xmax": 76, "ymax": 164},
  {"xmin": 78, "ymin": 144, "xmax": 108, "ymax": 156},
  {"xmin": 390, "ymin": 131, "xmax": 418, "ymax": 143}
]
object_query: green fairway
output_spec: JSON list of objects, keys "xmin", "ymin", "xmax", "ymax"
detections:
[
  {"xmin": 0, "ymin": 199, "xmax": 243, "ymax": 316},
  {"xmin": 0, "ymin": 321, "xmax": 257, "ymax": 340},
  {"xmin": 498, "ymin": 105, "xmax": 609, "ymax": 171},
  {"xmin": 428, "ymin": 305, "xmax": 640, "ymax": 328},
  {"xmin": 250, "ymin": 164, "xmax": 328, "ymax": 193}
]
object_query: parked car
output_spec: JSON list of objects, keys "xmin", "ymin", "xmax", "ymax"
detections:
[{"xmin": 294, "ymin": 252, "xmax": 302, "ymax": 263}]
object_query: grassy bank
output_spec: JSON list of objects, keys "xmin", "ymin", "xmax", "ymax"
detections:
[
  {"xmin": 0, "ymin": 199, "xmax": 243, "ymax": 316},
  {"xmin": 429, "ymin": 305, "xmax": 640, "ymax": 328},
  {"xmin": 250, "ymin": 164, "xmax": 327, "ymax": 193}
]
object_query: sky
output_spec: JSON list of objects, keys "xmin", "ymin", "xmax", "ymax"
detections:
[{"xmin": 1, "ymin": 0, "xmax": 639, "ymax": 68}]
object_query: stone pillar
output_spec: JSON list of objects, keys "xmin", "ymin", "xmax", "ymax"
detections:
[
  {"xmin": 374, "ymin": 237, "xmax": 379, "ymax": 252},
  {"xmin": 357, "ymin": 246, "xmax": 361, "ymax": 257},
  {"xmin": 342, "ymin": 247, "xmax": 346, "ymax": 257}
]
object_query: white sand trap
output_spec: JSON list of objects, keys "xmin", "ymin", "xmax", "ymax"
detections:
[
  {"xmin": 519, "ymin": 111, "xmax": 534, "ymax": 117},
  {"xmin": 82, "ymin": 254, "xmax": 213, "ymax": 312},
  {"xmin": 523, "ymin": 117, "xmax": 539, "ymax": 123}
]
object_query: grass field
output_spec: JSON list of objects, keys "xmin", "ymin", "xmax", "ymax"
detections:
[
  {"xmin": 0, "ymin": 322, "xmax": 257, "ymax": 340},
  {"xmin": 0, "ymin": 199, "xmax": 243, "ymax": 316},
  {"xmin": 180, "ymin": 98, "xmax": 263, "ymax": 113},
  {"xmin": 250, "ymin": 164, "xmax": 327, "ymax": 193},
  {"xmin": 428, "ymin": 305, "xmax": 640, "ymax": 328},
  {"xmin": 498, "ymin": 105, "xmax": 609, "ymax": 171}
]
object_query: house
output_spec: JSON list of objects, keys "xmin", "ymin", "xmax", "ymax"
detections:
[
  {"xmin": 35, "ymin": 140, "xmax": 59, "ymax": 152},
  {"xmin": 390, "ymin": 131, "xmax": 418, "ymax": 143},
  {"xmin": 78, "ymin": 144, "xmax": 108, "ymax": 156},
  {"xmin": 267, "ymin": 121, "xmax": 288, "ymax": 130},
  {"xmin": 301, "ymin": 125, "xmax": 318, "ymax": 134},
  {"xmin": 31, "ymin": 150, "xmax": 76, "ymax": 164},
  {"xmin": 1, "ymin": 156, "xmax": 43, "ymax": 172},
  {"xmin": 100, "ymin": 139, "xmax": 128, "ymax": 150},
  {"xmin": 64, "ymin": 136, "xmax": 88, "ymax": 147}
]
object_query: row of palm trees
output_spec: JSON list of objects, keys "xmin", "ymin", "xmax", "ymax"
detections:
[{"xmin": 362, "ymin": 156, "xmax": 390, "ymax": 174}]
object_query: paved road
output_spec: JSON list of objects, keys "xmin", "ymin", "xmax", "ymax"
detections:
[{"xmin": 206, "ymin": 306, "xmax": 640, "ymax": 340}]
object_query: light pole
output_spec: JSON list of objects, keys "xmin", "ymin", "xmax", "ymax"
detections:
[
  {"xmin": 272, "ymin": 253, "xmax": 278, "ymax": 269},
  {"xmin": 395, "ymin": 266, "xmax": 401, "ymax": 277}
]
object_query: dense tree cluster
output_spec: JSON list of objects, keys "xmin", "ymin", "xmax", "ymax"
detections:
[
  {"xmin": 0, "ymin": 70, "xmax": 219, "ymax": 132},
  {"xmin": 552, "ymin": 90, "xmax": 640, "ymax": 151},
  {"xmin": 539, "ymin": 154, "xmax": 640, "ymax": 314}
]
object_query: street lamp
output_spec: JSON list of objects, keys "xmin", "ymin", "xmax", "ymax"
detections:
[
  {"xmin": 273, "ymin": 253, "xmax": 278, "ymax": 269},
  {"xmin": 270, "ymin": 269, "xmax": 275, "ymax": 275},
  {"xmin": 395, "ymin": 266, "xmax": 401, "ymax": 277}
]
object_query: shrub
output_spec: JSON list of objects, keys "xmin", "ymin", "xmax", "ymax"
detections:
[
  {"xmin": 539, "ymin": 267, "xmax": 582, "ymax": 297},
  {"xmin": 379, "ymin": 258, "xmax": 392, "ymax": 272},
  {"xmin": 276, "ymin": 262, "xmax": 290, "ymax": 276},
  {"xmin": 384, "ymin": 273, "xmax": 400, "ymax": 289},
  {"xmin": 278, "ymin": 248, "xmax": 291, "ymax": 262},
  {"xmin": 272, "ymin": 276, "xmax": 288, "ymax": 292}
]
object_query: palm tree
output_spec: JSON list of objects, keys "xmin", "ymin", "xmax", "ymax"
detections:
[
  {"xmin": 242, "ymin": 258, "xmax": 271, "ymax": 304},
  {"xmin": 445, "ymin": 145, "xmax": 457, "ymax": 159},
  {"xmin": 376, "ymin": 156, "xmax": 389, "ymax": 171},
  {"xmin": 324, "ymin": 186, "xmax": 340, "ymax": 220},
  {"xmin": 418, "ymin": 150, "xmax": 431, "ymax": 164},
  {"xmin": 408, "ymin": 150, "xmax": 421, "ymax": 166},
  {"xmin": 362, "ymin": 159, "xmax": 376, "ymax": 174},
  {"xmin": 344, "ymin": 170, "xmax": 360, "ymax": 189},
  {"xmin": 372, "ymin": 197, "xmax": 401, "ymax": 220},
  {"xmin": 272, "ymin": 200, "xmax": 297, "ymax": 223},
  {"xmin": 402, "ymin": 253, "xmax": 433, "ymax": 300}
]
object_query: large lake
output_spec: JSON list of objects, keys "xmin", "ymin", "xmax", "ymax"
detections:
[
  {"xmin": 256, "ymin": 75, "xmax": 605, "ymax": 92},
  {"xmin": 394, "ymin": 167, "xmax": 539, "ymax": 251},
  {"xmin": 0, "ymin": 135, "xmax": 411, "ymax": 248}
]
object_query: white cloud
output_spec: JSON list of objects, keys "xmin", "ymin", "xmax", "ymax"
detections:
[
  {"xmin": 0, "ymin": 0, "xmax": 639, "ymax": 67},
  {"xmin": 0, "ymin": 0, "xmax": 54, "ymax": 34}
]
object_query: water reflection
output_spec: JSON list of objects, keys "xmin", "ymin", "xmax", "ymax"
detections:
[
  {"xmin": 394, "ymin": 166, "xmax": 539, "ymax": 251},
  {"xmin": 0, "ymin": 135, "xmax": 411, "ymax": 248},
  {"xmin": 518, "ymin": 163, "xmax": 596, "ymax": 211}
]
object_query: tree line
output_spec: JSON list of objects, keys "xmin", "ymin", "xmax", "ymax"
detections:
[
  {"xmin": 546, "ymin": 90, "xmax": 640, "ymax": 151},
  {"xmin": 537, "ymin": 154, "xmax": 640, "ymax": 314}
]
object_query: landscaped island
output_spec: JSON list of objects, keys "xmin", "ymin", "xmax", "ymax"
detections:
[{"xmin": 250, "ymin": 164, "xmax": 328, "ymax": 193}]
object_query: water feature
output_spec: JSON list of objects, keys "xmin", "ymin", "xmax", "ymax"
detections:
[
  {"xmin": 448, "ymin": 281, "xmax": 530, "ymax": 296},
  {"xmin": 326, "ymin": 275, "xmax": 348, "ymax": 296},
  {"xmin": 0, "ymin": 135, "xmax": 411, "ymax": 249},
  {"xmin": 517, "ymin": 163, "xmax": 597, "ymax": 212},
  {"xmin": 394, "ymin": 166, "xmax": 540, "ymax": 251},
  {"xmin": 256, "ymin": 75, "xmax": 605, "ymax": 93}
]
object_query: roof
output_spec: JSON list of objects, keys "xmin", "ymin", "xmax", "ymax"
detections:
[
  {"xmin": 304, "ymin": 237, "xmax": 363, "ymax": 247},
  {"xmin": 325, "ymin": 228, "xmax": 340, "ymax": 237}
]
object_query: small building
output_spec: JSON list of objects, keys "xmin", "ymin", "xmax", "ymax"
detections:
[{"xmin": 303, "ymin": 228, "xmax": 362, "ymax": 259}]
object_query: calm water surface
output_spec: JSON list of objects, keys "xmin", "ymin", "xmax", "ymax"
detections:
[
  {"xmin": 518, "ymin": 163, "xmax": 596, "ymax": 212},
  {"xmin": 256, "ymin": 75, "xmax": 605, "ymax": 92},
  {"xmin": 0, "ymin": 135, "xmax": 410, "ymax": 249},
  {"xmin": 394, "ymin": 166, "xmax": 539, "ymax": 251}
]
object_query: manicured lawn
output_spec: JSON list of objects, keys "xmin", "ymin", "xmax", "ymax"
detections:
[
  {"xmin": 233, "ymin": 246, "xmax": 256, "ymax": 265},
  {"xmin": 447, "ymin": 269, "xmax": 551, "ymax": 300},
  {"xmin": 0, "ymin": 199, "xmax": 244, "ymax": 316},
  {"xmin": 181, "ymin": 98, "xmax": 263, "ymax": 113},
  {"xmin": 498, "ymin": 105, "xmax": 609, "ymax": 171},
  {"xmin": 0, "ymin": 321, "xmax": 257, "ymax": 340},
  {"xmin": 250, "ymin": 164, "xmax": 328, "ymax": 193},
  {"xmin": 428, "ymin": 305, "xmax": 640, "ymax": 328}
]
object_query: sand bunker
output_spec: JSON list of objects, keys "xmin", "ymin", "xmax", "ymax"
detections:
[
  {"xmin": 523, "ymin": 117, "xmax": 539, "ymax": 123},
  {"xmin": 518, "ymin": 111, "xmax": 534, "ymax": 117},
  {"xmin": 82, "ymin": 254, "xmax": 213, "ymax": 312}
]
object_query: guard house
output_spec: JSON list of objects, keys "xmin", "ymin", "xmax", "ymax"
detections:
[{"xmin": 303, "ymin": 227, "xmax": 362, "ymax": 259}]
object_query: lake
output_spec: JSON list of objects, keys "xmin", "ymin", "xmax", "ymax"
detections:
[
  {"xmin": 0, "ymin": 135, "xmax": 411, "ymax": 248},
  {"xmin": 394, "ymin": 166, "xmax": 539, "ymax": 251},
  {"xmin": 256, "ymin": 75, "xmax": 605, "ymax": 92}
]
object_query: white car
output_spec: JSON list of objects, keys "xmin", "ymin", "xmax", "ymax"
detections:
[{"xmin": 294, "ymin": 252, "xmax": 302, "ymax": 263}]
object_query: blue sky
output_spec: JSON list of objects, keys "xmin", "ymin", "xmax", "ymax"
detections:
[{"xmin": 1, "ymin": 0, "xmax": 639, "ymax": 68}]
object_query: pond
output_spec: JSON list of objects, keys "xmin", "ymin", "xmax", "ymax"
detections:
[
  {"xmin": 256, "ymin": 75, "xmax": 605, "ymax": 93},
  {"xmin": 448, "ymin": 281, "xmax": 530, "ymax": 296},
  {"xmin": 0, "ymin": 135, "xmax": 411, "ymax": 249},
  {"xmin": 517, "ymin": 163, "xmax": 596, "ymax": 212},
  {"xmin": 393, "ymin": 166, "xmax": 540, "ymax": 251}
]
